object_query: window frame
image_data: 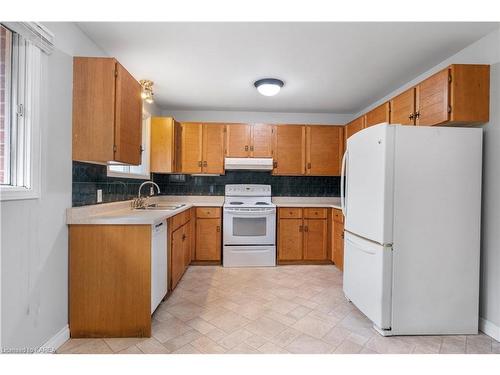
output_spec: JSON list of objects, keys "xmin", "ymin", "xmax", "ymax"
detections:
[
  {"xmin": 0, "ymin": 29, "xmax": 42, "ymax": 201},
  {"xmin": 107, "ymin": 111, "xmax": 151, "ymax": 180}
]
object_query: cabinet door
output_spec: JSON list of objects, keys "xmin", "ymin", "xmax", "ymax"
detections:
[
  {"xmin": 183, "ymin": 222, "xmax": 192, "ymax": 270},
  {"xmin": 278, "ymin": 219, "xmax": 303, "ymax": 261},
  {"xmin": 365, "ymin": 102, "xmax": 390, "ymax": 128},
  {"xmin": 416, "ymin": 68, "xmax": 450, "ymax": 126},
  {"xmin": 306, "ymin": 126, "xmax": 343, "ymax": 176},
  {"xmin": 333, "ymin": 221, "xmax": 344, "ymax": 271},
  {"xmin": 195, "ymin": 218, "xmax": 221, "ymax": 261},
  {"xmin": 251, "ymin": 124, "xmax": 273, "ymax": 157},
  {"xmin": 390, "ymin": 88, "xmax": 416, "ymax": 125},
  {"xmin": 344, "ymin": 116, "xmax": 365, "ymax": 142},
  {"xmin": 180, "ymin": 123, "xmax": 203, "ymax": 173},
  {"xmin": 273, "ymin": 125, "xmax": 305, "ymax": 175},
  {"xmin": 171, "ymin": 227, "xmax": 185, "ymax": 289},
  {"xmin": 203, "ymin": 124, "xmax": 225, "ymax": 174},
  {"xmin": 72, "ymin": 57, "xmax": 116, "ymax": 163},
  {"xmin": 114, "ymin": 62, "xmax": 143, "ymax": 165},
  {"xmin": 303, "ymin": 219, "xmax": 328, "ymax": 260},
  {"xmin": 226, "ymin": 124, "xmax": 251, "ymax": 157},
  {"xmin": 151, "ymin": 117, "xmax": 176, "ymax": 173}
]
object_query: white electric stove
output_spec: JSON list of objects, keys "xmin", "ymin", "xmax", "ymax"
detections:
[{"xmin": 223, "ymin": 184, "xmax": 276, "ymax": 267}]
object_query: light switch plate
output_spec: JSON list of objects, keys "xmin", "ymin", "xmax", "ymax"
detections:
[{"xmin": 97, "ymin": 189, "xmax": 102, "ymax": 203}]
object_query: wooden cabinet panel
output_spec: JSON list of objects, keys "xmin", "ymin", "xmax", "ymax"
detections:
[
  {"xmin": 304, "ymin": 208, "xmax": 327, "ymax": 219},
  {"xmin": 332, "ymin": 209, "xmax": 344, "ymax": 223},
  {"xmin": 202, "ymin": 124, "xmax": 225, "ymax": 174},
  {"xmin": 273, "ymin": 125, "xmax": 305, "ymax": 175},
  {"xmin": 69, "ymin": 225, "xmax": 151, "ymax": 338},
  {"xmin": 365, "ymin": 102, "xmax": 390, "ymax": 128},
  {"xmin": 306, "ymin": 126, "xmax": 343, "ymax": 176},
  {"xmin": 226, "ymin": 124, "xmax": 251, "ymax": 157},
  {"xmin": 333, "ymin": 216, "xmax": 344, "ymax": 271},
  {"xmin": 179, "ymin": 123, "xmax": 203, "ymax": 173},
  {"xmin": 278, "ymin": 207, "xmax": 303, "ymax": 219},
  {"xmin": 151, "ymin": 117, "xmax": 177, "ymax": 173},
  {"xmin": 390, "ymin": 88, "xmax": 416, "ymax": 125},
  {"xmin": 251, "ymin": 124, "xmax": 273, "ymax": 157},
  {"xmin": 449, "ymin": 64, "xmax": 490, "ymax": 124},
  {"xmin": 278, "ymin": 219, "xmax": 303, "ymax": 261},
  {"xmin": 196, "ymin": 207, "xmax": 221, "ymax": 219},
  {"xmin": 72, "ymin": 57, "xmax": 116, "ymax": 163},
  {"xmin": 171, "ymin": 224, "xmax": 188, "ymax": 289},
  {"xmin": 195, "ymin": 218, "xmax": 221, "ymax": 261},
  {"xmin": 171, "ymin": 209, "xmax": 191, "ymax": 231},
  {"xmin": 416, "ymin": 68, "xmax": 450, "ymax": 126},
  {"xmin": 114, "ymin": 62, "xmax": 142, "ymax": 165},
  {"xmin": 344, "ymin": 116, "xmax": 365, "ymax": 142},
  {"xmin": 304, "ymin": 219, "xmax": 327, "ymax": 260},
  {"xmin": 183, "ymin": 222, "xmax": 192, "ymax": 269}
]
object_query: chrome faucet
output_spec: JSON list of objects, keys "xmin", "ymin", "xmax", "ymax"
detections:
[
  {"xmin": 132, "ymin": 181, "xmax": 161, "ymax": 209},
  {"xmin": 138, "ymin": 181, "xmax": 160, "ymax": 198}
]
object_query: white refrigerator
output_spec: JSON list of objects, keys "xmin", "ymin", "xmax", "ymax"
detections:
[{"xmin": 341, "ymin": 123, "xmax": 482, "ymax": 336}]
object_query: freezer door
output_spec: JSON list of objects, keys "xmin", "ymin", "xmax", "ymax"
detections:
[
  {"xmin": 344, "ymin": 124, "xmax": 394, "ymax": 245},
  {"xmin": 343, "ymin": 231, "xmax": 392, "ymax": 330}
]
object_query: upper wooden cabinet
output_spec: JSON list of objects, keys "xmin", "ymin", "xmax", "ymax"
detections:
[
  {"xmin": 306, "ymin": 126, "xmax": 344, "ymax": 176},
  {"xmin": 73, "ymin": 57, "xmax": 142, "ymax": 165},
  {"xmin": 344, "ymin": 116, "xmax": 365, "ymax": 143},
  {"xmin": 390, "ymin": 88, "xmax": 416, "ymax": 125},
  {"xmin": 364, "ymin": 102, "xmax": 390, "ymax": 128},
  {"xmin": 179, "ymin": 123, "xmax": 225, "ymax": 174},
  {"xmin": 225, "ymin": 123, "xmax": 274, "ymax": 158},
  {"xmin": 150, "ymin": 117, "xmax": 179, "ymax": 173},
  {"xmin": 273, "ymin": 125, "xmax": 306, "ymax": 175}
]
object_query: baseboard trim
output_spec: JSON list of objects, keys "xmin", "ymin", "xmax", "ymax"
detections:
[
  {"xmin": 40, "ymin": 325, "xmax": 70, "ymax": 353},
  {"xmin": 479, "ymin": 318, "xmax": 500, "ymax": 342}
]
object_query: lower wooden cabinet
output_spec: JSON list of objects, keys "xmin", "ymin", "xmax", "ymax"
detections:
[
  {"xmin": 331, "ymin": 209, "xmax": 344, "ymax": 271},
  {"xmin": 169, "ymin": 208, "xmax": 193, "ymax": 290},
  {"xmin": 278, "ymin": 207, "xmax": 329, "ymax": 263},
  {"xmin": 194, "ymin": 207, "xmax": 222, "ymax": 262}
]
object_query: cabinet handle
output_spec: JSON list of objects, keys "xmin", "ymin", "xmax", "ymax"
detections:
[
  {"xmin": 250, "ymin": 145, "xmax": 254, "ymax": 151},
  {"xmin": 198, "ymin": 161, "xmax": 202, "ymax": 167},
  {"xmin": 245, "ymin": 145, "xmax": 249, "ymax": 151},
  {"xmin": 409, "ymin": 113, "xmax": 414, "ymax": 120},
  {"xmin": 341, "ymin": 232, "xmax": 344, "ymax": 239},
  {"xmin": 299, "ymin": 225, "xmax": 303, "ymax": 232},
  {"xmin": 307, "ymin": 162, "xmax": 311, "ymax": 169},
  {"xmin": 182, "ymin": 234, "xmax": 186, "ymax": 241},
  {"xmin": 203, "ymin": 161, "xmax": 207, "ymax": 167},
  {"xmin": 216, "ymin": 225, "xmax": 220, "ymax": 232},
  {"xmin": 415, "ymin": 110, "xmax": 420, "ymax": 119},
  {"xmin": 273, "ymin": 161, "xmax": 278, "ymax": 168},
  {"xmin": 304, "ymin": 226, "xmax": 309, "ymax": 232}
]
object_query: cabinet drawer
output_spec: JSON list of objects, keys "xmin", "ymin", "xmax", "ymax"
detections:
[
  {"xmin": 196, "ymin": 207, "xmax": 221, "ymax": 219},
  {"xmin": 279, "ymin": 208, "xmax": 303, "ymax": 219},
  {"xmin": 304, "ymin": 208, "xmax": 327, "ymax": 219},
  {"xmin": 332, "ymin": 209, "xmax": 344, "ymax": 223},
  {"xmin": 171, "ymin": 209, "xmax": 191, "ymax": 231}
]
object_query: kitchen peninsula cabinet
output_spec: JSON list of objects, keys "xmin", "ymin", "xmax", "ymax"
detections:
[
  {"xmin": 179, "ymin": 123, "xmax": 225, "ymax": 174},
  {"xmin": 72, "ymin": 57, "xmax": 142, "ymax": 165}
]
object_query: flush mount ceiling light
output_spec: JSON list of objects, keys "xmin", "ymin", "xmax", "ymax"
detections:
[
  {"xmin": 254, "ymin": 78, "xmax": 284, "ymax": 97},
  {"xmin": 139, "ymin": 79, "xmax": 154, "ymax": 104}
]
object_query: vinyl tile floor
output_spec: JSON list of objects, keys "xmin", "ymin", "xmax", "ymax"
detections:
[{"xmin": 58, "ymin": 265, "xmax": 499, "ymax": 354}]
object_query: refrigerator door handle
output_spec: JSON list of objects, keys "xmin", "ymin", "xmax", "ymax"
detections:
[{"xmin": 341, "ymin": 149, "xmax": 348, "ymax": 217}]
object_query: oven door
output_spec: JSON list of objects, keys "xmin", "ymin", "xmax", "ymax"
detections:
[{"xmin": 223, "ymin": 207, "xmax": 276, "ymax": 245}]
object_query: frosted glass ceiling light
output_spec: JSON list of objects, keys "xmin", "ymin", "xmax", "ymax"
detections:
[{"xmin": 254, "ymin": 78, "xmax": 284, "ymax": 97}]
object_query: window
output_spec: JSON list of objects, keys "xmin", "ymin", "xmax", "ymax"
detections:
[
  {"xmin": 0, "ymin": 24, "xmax": 42, "ymax": 200},
  {"xmin": 107, "ymin": 113, "xmax": 151, "ymax": 179}
]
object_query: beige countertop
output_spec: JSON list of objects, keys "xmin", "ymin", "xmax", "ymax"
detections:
[
  {"xmin": 272, "ymin": 197, "xmax": 342, "ymax": 209},
  {"xmin": 67, "ymin": 195, "xmax": 341, "ymax": 225}
]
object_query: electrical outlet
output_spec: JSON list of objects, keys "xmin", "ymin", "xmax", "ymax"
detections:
[{"xmin": 97, "ymin": 189, "xmax": 103, "ymax": 203}]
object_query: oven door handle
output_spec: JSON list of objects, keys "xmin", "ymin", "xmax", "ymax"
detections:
[{"xmin": 223, "ymin": 208, "xmax": 276, "ymax": 216}]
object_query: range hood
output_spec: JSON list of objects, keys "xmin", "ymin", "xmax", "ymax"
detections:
[{"xmin": 224, "ymin": 158, "xmax": 273, "ymax": 171}]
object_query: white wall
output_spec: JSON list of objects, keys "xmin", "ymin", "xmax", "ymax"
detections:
[
  {"xmin": 162, "ymin": 109, "xmax": 352, "ymax": 125},
  {"xmin": 0, "ymin": 23, "xmax": 105, "ymax": 350},
  {"xmin": 354, "ymin": 27, "xmax": 500, "ymax": 337}
]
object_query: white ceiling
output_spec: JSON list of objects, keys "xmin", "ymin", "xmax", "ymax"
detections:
[{"xmin": 77, "ymin": 22, "xmax": 499, "ymax": 114}]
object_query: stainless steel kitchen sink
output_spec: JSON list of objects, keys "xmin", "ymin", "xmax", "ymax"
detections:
[{"xmin": 135, "ymin": 203, "xmax": 186, "ymax": 211}]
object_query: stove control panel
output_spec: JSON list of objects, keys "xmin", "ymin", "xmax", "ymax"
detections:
[{"xmin": 225, "ymin": 184, "xmax": 271, "ymax": 197}]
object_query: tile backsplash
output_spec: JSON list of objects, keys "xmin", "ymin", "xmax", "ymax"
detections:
[{"xmin": 72, "ymin": 161, "xmax": 341, "ymax": 206}]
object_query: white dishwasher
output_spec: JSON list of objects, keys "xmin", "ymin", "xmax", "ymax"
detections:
[{"xmin": 151, "ymin": 220, "xmax": 168, "ymax": 314}]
